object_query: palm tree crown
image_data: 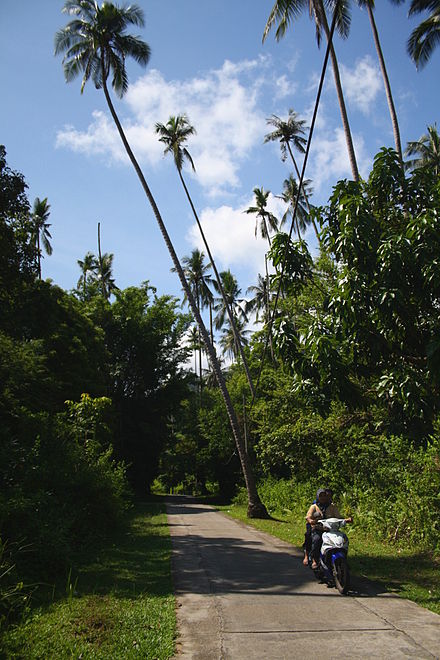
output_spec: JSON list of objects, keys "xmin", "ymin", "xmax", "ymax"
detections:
[
  {"xmin": 407, "ymin": 0, "xmax": 440, "ymax": 68},
  {"xmin": 404, "ymin": 124, "xmax": 440, "ymax": 175},
  {"xmin": 54, "ymin": 0, "xmax": 150, "ymax": 97},
  {"xmin": 264, "ymin": 109, "xmax": 308, "ymax": 163},
  {"xmin": 155, "ymin": 115, "xmax": 196, "ymax": 172},
  {"xmin": 32, "ymin": 197, "xmax": 52, "ymax": 279},
  {"xmin": 245, "ymin": 187, "xmax": 279, "ymax": 245}
]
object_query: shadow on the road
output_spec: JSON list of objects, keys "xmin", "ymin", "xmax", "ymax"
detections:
[
  {"xmin": 166, "ymin": 502, "xmax": 438, "ymax": 604},
  {"xmin": 169, "ymin": 525, "xmax": 397, "ymax": 600}
]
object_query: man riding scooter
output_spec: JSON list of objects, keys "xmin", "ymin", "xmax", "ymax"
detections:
[{"xmin": 305, "ymin": 488, "xmax": 352, "ymax": 569}]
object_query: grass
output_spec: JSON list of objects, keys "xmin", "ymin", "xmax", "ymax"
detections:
[
  {"xmin": 1, "ymin": 502, "xmax": 175, "ymax": 659},
  {"xmin": 218, "ymin": 502, "xmax": 440, "ymax": 616}
]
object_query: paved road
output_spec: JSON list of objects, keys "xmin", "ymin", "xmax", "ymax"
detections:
[{"xmin": 166, "ymin": 498, "xmax": 440, "ymax": 659}]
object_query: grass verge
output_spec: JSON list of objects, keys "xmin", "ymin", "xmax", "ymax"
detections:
[
  {"xmin": 1, "ymin": 502, "xmax": 175, "ymax": 659},
  {"xmin": 218, "ymin": 503, "xmax": 440, "ymax": 616}
]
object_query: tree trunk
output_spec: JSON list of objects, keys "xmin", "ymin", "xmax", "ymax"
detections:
[
  {"xmin": 178, "ymin": 170, "xmax": 256, "ymax": 400},
  {"xmin": 319, "ymin": 1, "xmax": 359, "ymax": 182},
  {"xmin": 101, "ymin": 78, "xmax": 268, "ymax": 518},
  {"xmin": 97, "ymin": 221, "xmax": 106, "ymax": 298},
  {"xmin": 286, "ymin": 142, "xmax": 321, "ymax": 243},
  {"xmin": 366, "ymin": 5, "xmax": 403, "ymax": 162}
]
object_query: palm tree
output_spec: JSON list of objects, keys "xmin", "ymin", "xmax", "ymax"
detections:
[
  {"xmin": 97, "ymin": 252, "xmax": 119, "ymax": 299},
  {"xmin": 355, "ymin": 1, "xmax": 404, "ymax": 161},
  {"xmin": 264, "ymin": 109, "xmax": 307, "ymax": 164},
  {"xmin": 278, "ymin": 174, "xmax": 311, "ymax": 241},
  {"xmin": 220, "ymin": 316, "xmax": 250, "ymax": 363},
  {"xmin": 407, "ymin": 0, "xmax": 440, "ymax": 68},
  {"xmin": 55, "ymin": 0, "xmax": 267, "ymax": 517},
  {"xmin": 156, "ymin": 115, "xmax": 256, "ymax": 398},
  {"xmin": 265, "ymin": 112, "xmax": 321, "ymax": 242},
  {"xmin": 77, "ymin": 251, "xmax": 98, "ymax": 298},
  {"xmin": 187, "ymin": 325, "xmax": 200, "ymax": 377},
  {"xmin": 245, "ymin": 187, "xmax": 279, "ymax": 247},
  {"xmin": 32, "ymin": 197, "xmax": 52, "ymax": 279},
  {"xmin": 177, "ymin": 249, "xmax": 213, "ymax": 389},
  {"xmin": 213, "ymin": 270, "xmax": 248, "ymax": 331},
  {"xmin": 246, "ymin": 274, "xmax": 272, "ymax": 324},
  {"xmin": 263, "ymin": 0, "xmax": 360, "ymax": 181},
  {"xmin": 404, "ymin": 124, "xmax": 440, "ymax": 175}
]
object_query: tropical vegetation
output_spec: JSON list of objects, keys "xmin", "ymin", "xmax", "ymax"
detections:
[{"xmin": 1, "ymin": 0, "xmax": 440, "ymax": 653}]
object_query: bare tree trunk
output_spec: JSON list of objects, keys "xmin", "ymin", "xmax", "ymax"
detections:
[
  {"xmin": 101, "ymin": 78, "xmax": 268, "ymax": 518},
  {"xmin": 178, "ymin": 170, "xmax": 256, "ymax": 400},
  {"xmin": 366, "ymin": 5, "xmax": 402, "ymax": 162},
  {"xmin": 318, "ymin": 1, "xmax": 359, "ymax": 182},
  {"xmin": 97, "ymin": 221, "xmax": 106, "ymax": 298},
  {"xmin": 286, "ymin": 142, "xmax": 321, "ymax": 242}
]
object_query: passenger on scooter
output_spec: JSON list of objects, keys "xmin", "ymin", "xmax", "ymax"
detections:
[{"xmin": 305, "ymin": 488, "xmax": 351, "ymax": 569}]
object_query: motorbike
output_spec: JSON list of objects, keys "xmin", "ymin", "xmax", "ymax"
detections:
[{"xmin": 312, "ymin": 518, "xmax": 351, "ymax": 594}]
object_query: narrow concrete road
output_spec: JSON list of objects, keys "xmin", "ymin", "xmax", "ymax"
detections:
[{"xmin": 166, "ymin": 498, "xmax": 440, "ymax": 659}]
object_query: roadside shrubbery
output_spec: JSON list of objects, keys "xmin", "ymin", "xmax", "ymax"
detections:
[{"xmin": 0, "ymin": 396, "xmax": 130, "ymax": 627}]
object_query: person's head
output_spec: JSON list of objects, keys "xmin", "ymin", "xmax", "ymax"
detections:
[
  {"xmin": 316, "ymin": 488, "xmax": 331, "ymax": 504},
  {"xmin": 325, "ymin": 488, "xmax": 333, "ymax": 501}
]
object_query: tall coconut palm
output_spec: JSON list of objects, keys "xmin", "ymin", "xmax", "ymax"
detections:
[
  {"xmin": 176, "ymin": 249, "xmax": 213, "ymax": 389},
  {"xmin": 265, "ymin": 112, "xmax": 321, "ymax": 242},
  {"xmin": 278, "ymin": 174, "xmax": 312, "ymax": 241},
  {"xmin": 97, "ymin": 252, "xmax": 119, "ymax": 299},
  {"xmin": 220, "ymin": 316, "xmax": 250, "ymax": 363},
  {"xmin": 246, "ymin": 274, "xmax": 272, "ymax": 324},
  {"xmin": 32, "ymin": 197, "xmax": 52, "ymax": 279},
  {"xmin": 155, "ymin": 114, "xmax": 256, "ymax": 398},
  {"xmin": 213, "ymin": 270, "xmax": 248, "ymax": 331},
  {"xmin": 404, "ymin": 124, "xmax": 440, "ymax": 175},
  {"xmin": 245, "ymin": 187, "xmax": 279, "ymax": 247},
  {"xmin": 407, "ymin": 0, "xmax": 440, "ymax": 68},
  {"xmin": 77, "ymin": 251, "xmax": 98, "ymax": 299},
  {"xmin": 55, "ymin": 0, "xmax": 267, "ymax": 517},
  {"xmin": 263, "ymin": 0, "xmax": 360, "ymax": 181},
  {"xmin": 355, "ymin": 1, "xmax": 404, "ymax": 161}
]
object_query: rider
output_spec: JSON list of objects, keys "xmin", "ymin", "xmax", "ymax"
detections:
[{"xmin": 305, "ymin": 488, "xmax": 351, "ymax": 569}]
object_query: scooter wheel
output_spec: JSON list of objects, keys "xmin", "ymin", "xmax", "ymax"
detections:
[{"xmin": 333, "ymin": 557, "xmax": 350, "ymax": 594}]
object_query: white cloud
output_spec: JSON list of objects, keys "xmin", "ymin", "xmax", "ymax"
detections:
[
  {"xmin": 308, "ymin": 127, "xmax": 372, "ymax": 195},
  {"xmin": 55, "ymin": 111, "xmax": 126, "ymax": 163},
  {"xmin": 186, "ymin": 193, "xmax": 287, "ymax": 279},
  {"xmin": 340, "ymin": 56, "xmax": 382, "ymax": 115},
  {"xmin": 56, "ymin": 59, "xmax": 280, "ymax": 196}
]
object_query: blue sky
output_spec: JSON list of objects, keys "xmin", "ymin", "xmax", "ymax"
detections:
[{"xmin": 1, "ymin": 1, "xmax": 439, "ymax": 310}]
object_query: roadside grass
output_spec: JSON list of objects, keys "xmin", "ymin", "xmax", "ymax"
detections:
[
  {"xmin": 218, "ymin": 503, "xmax": 440, "ymax": 616},
  {"xmin": 1, "ymin": 502, "xmax": 175, "ymax": 659}
]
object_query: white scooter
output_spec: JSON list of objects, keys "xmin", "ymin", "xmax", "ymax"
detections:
[{"xmin": 314, "ymin": 518, "xmax": 350, "ymax": 594}]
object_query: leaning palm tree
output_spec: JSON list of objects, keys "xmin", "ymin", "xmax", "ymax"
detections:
[
  {"xmin": 404, "ymin": 124, "xmax": 440, "ymax": 175},
  {"xmin": 32, "ymin": 197, "xmax": 52, "ymax": 279},
  {"xmin": 355, "ymin": 1, "xmax": 404, "ymax": 161},
  {"xmin": 407, "ymin": 0, "xmax": 440, "ymax": 68},
  {"xmin": 263, "ymin": 0, "xmax": 359, "ymax": 181},
  {"xmin": 55, "ymin": 0, "xmax": 267, "ymax": 517},
  {"xmin": 155, "ymin": 114, "xmax": 256, "ymax": 398}
]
